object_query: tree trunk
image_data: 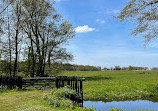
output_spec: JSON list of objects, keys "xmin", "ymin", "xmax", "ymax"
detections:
[
  {"xmin": 8, "ymin": 14, "xmax": 12, "ymax": 77},
  {"xmin": 34, "ymin": 25, "xmax": 42, "ymax": 77},
  {"xmin": 27, "ymin": 47, "xmax": 31, "ymax": 73},
  {"xmin": 30, "ymin": 38, "xmax": 35, "ymax": 77},
  {"xmin": 13, "ymin": 4, "xmax": 20, "ymax": 77}
]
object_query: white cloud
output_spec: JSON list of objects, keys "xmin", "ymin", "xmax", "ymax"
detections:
[
  {"xmin": 75, "ymin": 25, "xmax": 96, "ymax": 33},
  {"xmin": 96, "ymin": 19, "xmax": 106, "ymax": 24}
]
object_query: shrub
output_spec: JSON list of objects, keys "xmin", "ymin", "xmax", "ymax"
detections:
[
  {"xmin": 44, "ymin": 86, "xmax": 80, "ymax": 108},
  {"xmin": 0, "ymin": 86, "xmax": 8, "ymax": 93},
  {"xmin": 44, "ymin": 86, "xmax": 94, "ymax": 111}
]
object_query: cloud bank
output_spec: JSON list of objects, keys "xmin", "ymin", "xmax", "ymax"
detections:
[{"xmin": 75, "ymin": 25, "xmax": 96, "ymax": 33}]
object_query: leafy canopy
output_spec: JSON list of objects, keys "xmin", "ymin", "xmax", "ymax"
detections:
[{"xmin": 117, "ymin": 0, "xmax": 158, "ymax": 45}]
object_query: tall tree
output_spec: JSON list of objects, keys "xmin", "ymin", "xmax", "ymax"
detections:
[
  {"xmin": 116, "ymin": 0, "xmax": 158, "ymax": 45},
  {"xmin": 13, "ymin": 2, "xmax": 21, "ymax": 76},
  {"xmin": 20, "ymin": 0, "xmax": 75, "ymax": 77},
  {"xmin": 0, "ymin": 4, "xmax": 14, "ymax": 76},
  {"xmin": 0, "ymin": 0, "xmax": 75, "ymax": 77},
  {"xmin": 7, "ymin": 10, "xmax": 12, "ymax": 76}
]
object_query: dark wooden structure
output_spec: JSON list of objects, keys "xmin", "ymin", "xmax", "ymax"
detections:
[
  {"xmin": 0, "ymin": 75, "xmax": 22, "ymax": 89},
  {"xmin": 0, "ymin": 76, "xmax": 84, "ymax": 92},
  {"xmin": 56, "ymin": 76, "xmax": 84, "ymax": 105},
  {"xmin": 22, "ymin": 77, "xmax": 56, "ymax": 90},
  {"xmin": 56, "ymin": 76, "xmax": 83, "ymax": 94},
  {"xmin": 0, "ymin": 75, "xmax": 84, "ymax": 106}
]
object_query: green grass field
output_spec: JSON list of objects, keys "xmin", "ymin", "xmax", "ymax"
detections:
[
  {"xmin": 0, "ymin": 89, "xmax": 93, "ymax": 111},
  {"xmin": 0, "ymin": 70, "xmax": 158, "ymax": 111},
  {"xmin": 59, "ymin": 70, "xmax": 158, "ymax": 100},
  {"xmin": 0, "ymin": 90, "xmax": 54, "ymax": 111}
]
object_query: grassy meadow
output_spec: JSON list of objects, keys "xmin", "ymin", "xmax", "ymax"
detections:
[
  {"xmin": 0, "ymin": 89, "xmax": 93, "ymax": 111},
  {"xmin": 0, "ymin": 70, "xmax": 158, "ymax": 111},
  {"xmin": 59, "ymin": 70, "xmax": 158, "ymax": 100}
]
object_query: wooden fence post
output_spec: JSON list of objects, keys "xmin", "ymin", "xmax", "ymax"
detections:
[
  {"xmin": 55, "ymin": 76, "xmax": 84, "ymax": 106},
  {"xmin": 80, "ymin": 79, "xmax": 83, "ymax": 106},
  {"xmin": 75, "ymin": 77, "xmax": 77, "ymax": 92},
  {"xmin": 0, "ymin": 75, "xmax": 2, "ymax": 86},
  {"xmin": 56, "ymin": 77, "xmax": 58, "ymax": 88},
  {"xmin": 70, "ymin": 79, "xmax": 72, "ymax": 88},
  {"xmin": 19, "ymin": 76, "xmax": 23, "ymax": 89},
  {"xmin": 68, "ymin": 78, "xmax": 70, "ymax": 86}
]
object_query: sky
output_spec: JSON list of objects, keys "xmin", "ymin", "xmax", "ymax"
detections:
[{"xmin": 54, "ymin": 0, "xmax": 158, "ymax": 68}]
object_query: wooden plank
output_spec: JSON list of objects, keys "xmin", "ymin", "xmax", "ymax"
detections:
[{"xmin": 23, "ymin": 77, "xmax": 55, "ymax": 80}]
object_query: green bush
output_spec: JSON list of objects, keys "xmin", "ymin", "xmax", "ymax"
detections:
[
  {"xmin": 51, "ymin": 86, "xmax": 81, "ymax": 100},
  {"xmin": 44, "ymin": 86, "xmax": 94, "ymax": 111},
  {"xmin": 44, "ymin": 86, "xmax": 79, "ymax": 107},
  {"xmin": 0, "ymin": 86, "xmax": 8, "ymax": 93},
  {"xmin": 0, "ymin": 86, "xmax": 18, "ymax": 93},
  {"xmin": 109, "ymin": 108, "xmax": 127, "ymax": 111}
]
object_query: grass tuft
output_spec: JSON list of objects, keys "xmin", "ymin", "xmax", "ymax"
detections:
[{"xmin": 44, "ymin": 86, "xmax": 94, "ymax": 111}]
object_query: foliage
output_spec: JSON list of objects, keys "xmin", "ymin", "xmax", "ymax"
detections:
[
  {"xmin": 109, "ymin": 108, "xmax": 127, "ymax": 111},
  {"xmin": 103, "ymin": 67, "xmax": 108, "ymax": 70},
  {"xmin": 44, "ymin": 87, "xmax": 93, "ymax": 110},
  {"xmin": 128, "ymin": 65, "xmax": 133, "ymax": 70},
  {"xmin": 44, "ymin": 87, "xmax": 79, "ymax": 107},
  {"xmin": 116, "ymin": 0, "xmax": 158, "ymax": 45},
  {"xmin": 127, "ymin": 66, "xmax": 148, "ymax": 70},
  {"xmin": 151, "ymin": 67, "xmax": 158, "ymax": 70},
  {"xmin": 50, "ymin": 87, "xmax": 80, "ymax": 99},
  {"xmin": 0, "ymin": 60, "xmax": 12, "ymax": 74},
  {"xmin": 45, "ymin": 63, "xmax": 63, "ymax": 77},
  {"xmin": 0, "ymin": 86, "xmax": 8, "ymax": 93},
  {"xmin": 62, "ymin": 63, "xmax": 102, "ymax": 71},
  {"xmin": 0, "ymin": 0, "xmax": 75, "ymax": 77},
  {"xmin": 114, "ymin": 66, "xmax": 121, "ymax": 70}
]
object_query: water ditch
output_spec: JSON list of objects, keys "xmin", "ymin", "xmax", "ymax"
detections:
[{"xmin": 83, "ymin": 97, "xmax": 158, "ymax": 111}]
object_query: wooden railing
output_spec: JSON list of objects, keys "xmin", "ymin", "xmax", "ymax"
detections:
[
  {"xmin": 56, "ymin": 76, "xmax": 84, "ymax": 106},
  {"xmin": 22, "ymin": 77, "xmax": 56, "ymax": 90},
  {"xmin": 0, "ymin": 75, "xmax": 84, "ymax": 106},
  {"xmin": 0, "ymin": 75, "xmax": 22, "ymax": 89},
  {"xmin": 56, "ymin": 76, "xmax": 83, "ymax": 94}
]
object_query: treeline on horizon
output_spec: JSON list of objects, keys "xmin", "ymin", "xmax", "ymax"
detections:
[
  {"xmin": 62, "ymin": 64, "xmax": 158, "ymax": 71},
  {"xmin": 108, "ymin": 66, "xmax": 148, "ymax": 71},
  {"xmin": 1, "ymin": 60, "xmax": 158, "ymax": 77},
  {"xmin": 62, "ymin": 63, "xmax": 102, "ymax": 71},
  {"xmin": 0, "ymin": 61, "xmax": 102, "ymax": 76}
]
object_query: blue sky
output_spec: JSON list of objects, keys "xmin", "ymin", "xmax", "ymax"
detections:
[{"xmin": 54, "ymin": 0, "xmax": 158, "ymax": 68}]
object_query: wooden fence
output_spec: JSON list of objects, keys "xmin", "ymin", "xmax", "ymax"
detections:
[
  {"xmin": 22, "ymin": 77, "xmax": 56, "ymax": 90},
  {"xmin": 0, "ymin": 76, "xmax": 84, "ymax": 92},
  {"xmin": 0, "ymin": 75, "xmax": 84, "ymax": 106},
  {"xmin": 56, "ymin": 76, "xmax": 83, "ymax": 94},
  {"xmin": 56, "ymin": 76, "xmax": 84, "ymax": 105},
  {"xmin": 0, "ymin": 75, "xmax": 22, "ymax": 89}
]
